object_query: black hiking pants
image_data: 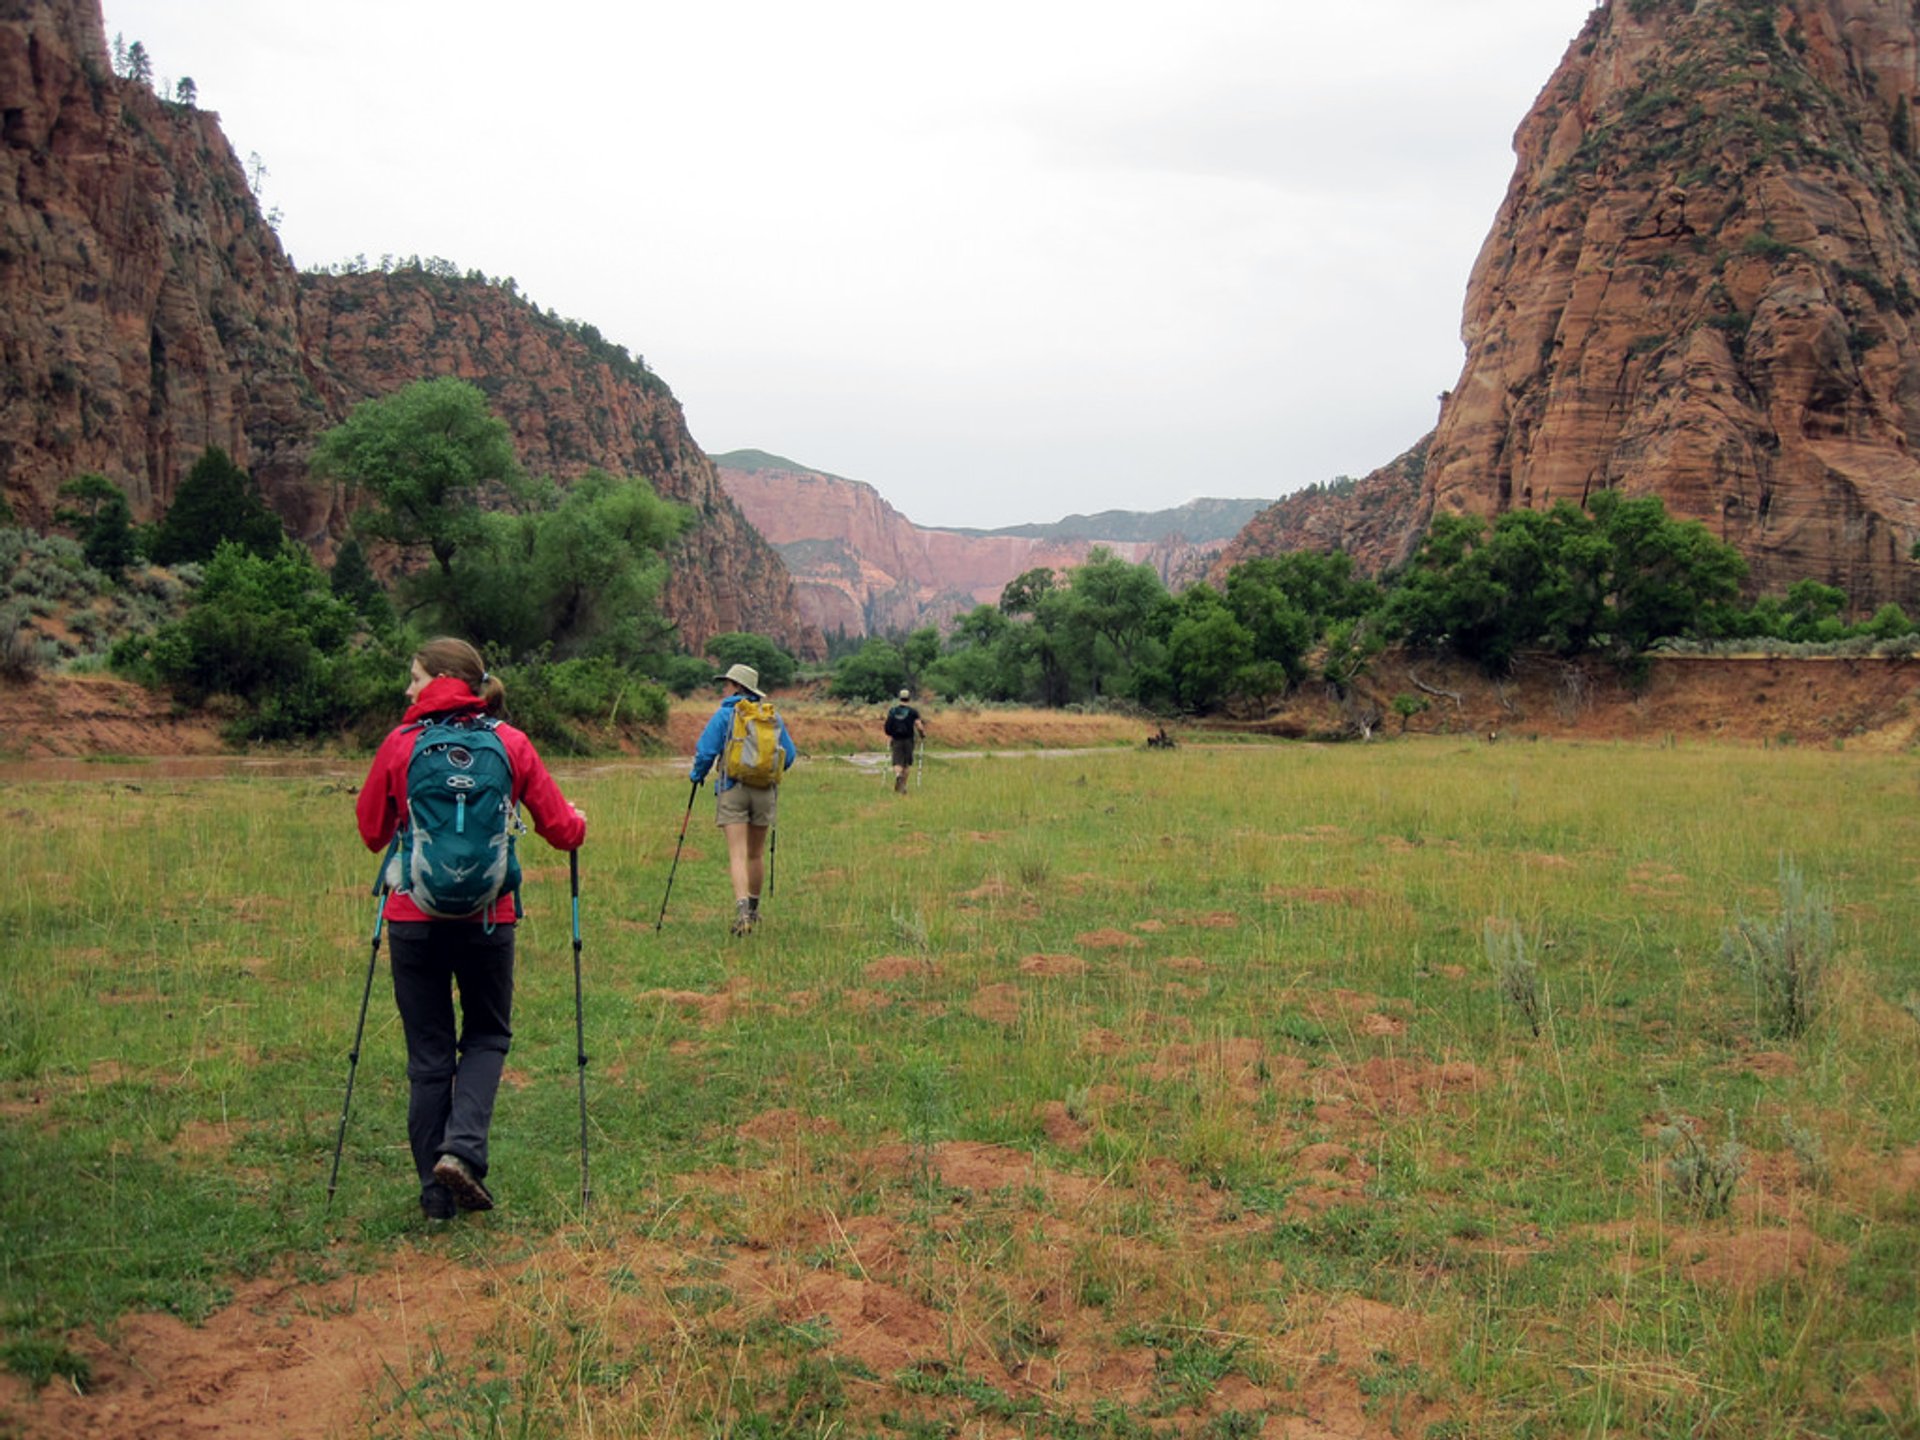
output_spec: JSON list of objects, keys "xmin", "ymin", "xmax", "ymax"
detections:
[{"xmin": 388, "ymin": 921, "xmax": 514, "ymax": 1190}]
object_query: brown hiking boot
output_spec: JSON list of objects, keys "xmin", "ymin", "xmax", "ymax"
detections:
[{"xmin": 432, "ymin": 1154, "xmax": 494, "ymax": 1212}]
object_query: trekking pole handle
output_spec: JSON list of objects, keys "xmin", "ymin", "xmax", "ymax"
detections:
[{"xmin": 372, "ymin": 833, "xmax": 400, "ymax": 895}]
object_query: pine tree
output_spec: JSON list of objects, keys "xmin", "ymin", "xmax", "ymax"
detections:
[
  {"xmin": 328, "ymin": 535, "xmax": 392, "ymax": 627},
  {"xmin": 150, "ymin": 447, "xmax": 284, "ymax": 565},
  {"xmin": 83, "ymin": 491, "xmax": 138, "ymax": 581}
]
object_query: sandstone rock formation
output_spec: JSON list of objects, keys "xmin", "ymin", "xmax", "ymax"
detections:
[
  {"xmin": 0, "ymin": 0, "xmax": 820, "ymax": 659},
  {"xmin": 717, "ymin": 453, "xmax": 1250, "ymax": 637},
  {"xmin": 1208, "ymin": 440, "xmax": 1428, "ymax": 585},
  {"xmin": 1424, "ymin": 0, "xmax": 1920, "ymax": 611},
  {"xmin": 1230, "ymin": 0, "xmax": 1920, "ymax": 612}
]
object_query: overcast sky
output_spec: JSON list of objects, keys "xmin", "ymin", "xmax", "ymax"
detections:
[{"xmin": 105, "ymin": 0, "xmax": 1598, "ymax": 529}]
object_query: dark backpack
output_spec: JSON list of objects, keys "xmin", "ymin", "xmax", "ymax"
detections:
[
  {"xmin": 884, "ymin": 704, "xmax": 915, "ymax": 739},
  {"xmin": 398, "ymin": 716, "xmax": 521, "ymax": 918}
]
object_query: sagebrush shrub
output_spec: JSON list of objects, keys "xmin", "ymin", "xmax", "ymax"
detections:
[
  {"xmin": 1486, "ymin": 920, "xmax": 1545, "ymax": 1037},
  {"xmin": 1722, "ymin": 859, "xmax": 1832, "ymax": 1038},
  {"xmin": 1661, "ymin": 1112, "xmax": 1745, "ymax": 1218}
]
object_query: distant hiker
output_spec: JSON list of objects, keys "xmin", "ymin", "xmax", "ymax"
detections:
[
  {"xmin": 883, "ymin": 688, "xmax": 925, "ymax": 794},
  {"xmin": 355, "ymin": 637, "xmax": 586, "ymax": 1222},
  {"xmin": 690, "ymin": 662, "xmax": 796, "ymax": 936}
]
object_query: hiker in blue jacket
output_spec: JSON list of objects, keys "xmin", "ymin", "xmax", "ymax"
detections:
[{"xmin": 690, "ymin": 663, "xmax": 796, "ymax": 935}]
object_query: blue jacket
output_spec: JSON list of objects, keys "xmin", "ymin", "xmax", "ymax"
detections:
[{"xmin": 690, "ymin": 693, "xmax": 797, "ymax": 790}]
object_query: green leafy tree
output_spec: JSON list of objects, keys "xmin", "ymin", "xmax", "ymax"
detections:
[
  {"xmin": 149, "ymin": 448, "xmax": 285, "ymax": 565},
  {"xmin": 1862, "ymin": 603, "xmax": 1918, "ymax": 642},
  {"xmin": 829, "ymin": 636, "xmax": 907, "ymax": 702},
  {"xmin": 1382, "ymin": 497, "xmax": 1739, "ymax": 672},
  {"xmin": 651, "ymin": 653, "xmax": 715, "ymax": 697},
  {"xmin": 903, "ymin": 625, "xmax": 940, "ymax": 686},
  {"xmin": 1779, "ymin": 578, "xmax": 1849, "ymax": 642},
  {"xmin": 999, "ymin": 566, "xmax": 1056, "ymax": 616},
  {"xmin": 1066, "ymin": 548, "xmax": 1170, "ymax": 674},
  {"xmin": 312, "ymin": 377, "xmax": 522, "ymax": 578},
  {"xmin": 117, "ymin": 541, "xmax": 394, "ymax": 741},
  {"xmin": 1025, "ymin": 586, "xmax": 1094, "ymax": 705},
  {"xmin": 1222, "ymin": 559, "xmax": 1316, "ymax": 686},
  {"xmin": 1162, "ymin": 584, "xmax": 1254, "ymax": 711},
  {"xmin": 1585, "ymin": 489, "xmax": 1747, "ymax": 652},
  {"xmin": 705, "ymin": 631, "xmax": 798, "ymax": 689},
  {"xmin": 412, "ymin": 470, "xmax": 687, "ymax": 663},
  {"xmin": 925, "ymin": 605, "xmax": 1029, "ymax": 701},
  {"xmin": 1321, "ymin": 616, "xmax": 1386, "ymax": 696}
]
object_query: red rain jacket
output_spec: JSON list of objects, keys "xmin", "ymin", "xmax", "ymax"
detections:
[{"xmin": 356, "ymin": 676, "xmax": 586, "ymax": 923}]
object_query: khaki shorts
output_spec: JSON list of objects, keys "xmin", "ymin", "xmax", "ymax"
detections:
[
  {"xmin": 715, "ymin": 781, "xmax": 778, "ymax": 828},
  {"xmin": 889, "ymin": 737, "xmax": 916, "ymax": 768}
]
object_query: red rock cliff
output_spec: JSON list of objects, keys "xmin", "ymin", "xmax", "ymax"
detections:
[
  {"xmin": 1223, "ymin": 1, "xmax": 1920, "ymax": 611},
  {"xmin": 1426, "ymin": 0, "xmax": 1920, "ymax": 609},
  {"xmin": 719, "ymin": 459, "xmax": 1220, "ymax": 636},
  {"xmin": 0, "ymin": 0, "xmax": 820, "ymax": 659}
]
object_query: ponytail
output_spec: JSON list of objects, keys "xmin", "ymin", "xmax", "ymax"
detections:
[{"xmin": 413, "ymin": 636, "xmax": 505, "ymax": 712}]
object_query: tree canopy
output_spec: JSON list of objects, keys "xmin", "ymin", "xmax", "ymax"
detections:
[{"xmin": 312, "ymin": 377, "xmax": 522, "ymax": 577}]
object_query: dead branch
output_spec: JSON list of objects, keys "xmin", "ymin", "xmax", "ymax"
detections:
[{"xmin": 1406, "ymin": 668, "xmax": 1463, "ymax": 708}]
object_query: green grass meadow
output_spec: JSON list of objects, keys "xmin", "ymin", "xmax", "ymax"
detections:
[{"xmin": 3, "ymin": 739, "xmax": 1919, "ymax": 1437}]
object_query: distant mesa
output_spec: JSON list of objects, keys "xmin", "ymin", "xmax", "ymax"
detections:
[{"xmin": 713, "ymin": 450, "xmax": 1269, "ymax": 638}]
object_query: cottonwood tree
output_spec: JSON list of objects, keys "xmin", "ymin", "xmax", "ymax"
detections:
[
  {"xmin": 706, "ymin": 631, "xmax": 798, "ymax": 689},
  {"xmin": 408, "ymin": 470, "xmax": 688, "ymax": 664},
  {"xmin": 312, "ymin": 377, "xmax": 522, "ymax": 580}
]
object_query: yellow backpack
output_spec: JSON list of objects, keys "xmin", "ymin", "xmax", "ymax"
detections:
[{"xmin": 724, "ymin": 697, "xmax": 785, "ymax": 788}]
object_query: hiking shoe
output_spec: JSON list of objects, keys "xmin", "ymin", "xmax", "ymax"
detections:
[
  {"xmin": 432, "ymin": 1154, "xmax": 494, "ymax": 1212},
  {"xmin": 420, "ymin": 1182, "xmax": 457, "ymax": 1222}
]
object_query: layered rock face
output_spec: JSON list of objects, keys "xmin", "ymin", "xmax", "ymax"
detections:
[
  {"xmin": 0, "ymin": 0, "xmax": 819, "ymax": 659},
  {"xmin": 1208, "ymin": 440, "xmax": 1429, "ymax": 584},
  {"xmin": 718, "ymin": 457, "xmax": 1231, "ymax": 637},
  {"xmin": 1224, "ymin": 0, "xmax": 1920, "ymax": 610},
  {"xmin": 1426, "ymin": 0, "xmax": 1920, "ymax": 608}
]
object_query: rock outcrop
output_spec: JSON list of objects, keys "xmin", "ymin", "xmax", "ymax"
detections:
[
  {"xmin": 1228, "ymin": 0, "xmax": 1920, "ymax": 611},
  {"xmin": 717, "ymin": 453, "xmax": 1244, "ymax": 637},
  {"xmin": 1208, "ymin": 440, "xmax": 1428, "ymax": 585},
  {"xmin": 0, "ymin": 0, "xmax": 820, "ymax": 659},
  {"xmin": 1429, "ymin": 0, "xmax": 1920, "ymax": 608}
]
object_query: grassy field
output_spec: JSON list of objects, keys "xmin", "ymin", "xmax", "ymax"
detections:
[{"xmin": 2, "ymin": 738, "xmax": 1918, "ymax": 1438}]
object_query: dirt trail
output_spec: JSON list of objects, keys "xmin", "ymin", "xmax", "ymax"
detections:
[{"xmin": 1, "ymin": 652, "xmax": 1916, "ymax": 764}]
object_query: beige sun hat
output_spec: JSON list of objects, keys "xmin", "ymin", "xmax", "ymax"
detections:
[
  {"xmin": 715, "ymin": 662, "xmax": 763, "ymax": 697},
  {"xmin": 898, "ymin": 688, "xmax": 911, "ymax": 700}
]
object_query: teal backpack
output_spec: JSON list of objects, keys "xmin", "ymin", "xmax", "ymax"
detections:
[{"xmin": 391, "ymin": 716, "xmax": 522, "ymax": 919}]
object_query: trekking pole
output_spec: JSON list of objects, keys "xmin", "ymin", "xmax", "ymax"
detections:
[
  {"xmin": 570, "ymin": 848, "xmax": 590, "ymax": 1211},
  {"xmin": 655, "ymin": 779, "xmax": 699, "ymax": 931},
  {"xmin": 767, "ymin": 826, "xmax": 777, "ymax": 898},
  {"xmin": 326, "ymin": 837, "xmax": 399, "ymax": 1211},
  {"xmin": 917, "ymin": 735, "xmax": 925, "ymax": 789}
]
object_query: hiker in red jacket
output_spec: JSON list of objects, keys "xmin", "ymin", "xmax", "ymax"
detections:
[{"xmin": 356, "ymin": 637, "xmax": 586, "ymax": 1221}]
